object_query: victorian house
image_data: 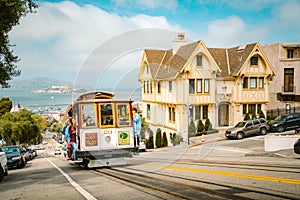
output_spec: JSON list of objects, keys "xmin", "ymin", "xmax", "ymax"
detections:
[{"xmin": 138, "ymin": 33, "xmax": 275, "ymax": 142}]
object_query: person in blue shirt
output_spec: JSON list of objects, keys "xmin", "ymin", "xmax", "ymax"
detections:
[
  {"xmin": 133, "ymin": 108, "xmax": 141, "ymax": 153},
  {"xmin": 62, "ymin": 119, "xmax": 71, "ymax": 159}
]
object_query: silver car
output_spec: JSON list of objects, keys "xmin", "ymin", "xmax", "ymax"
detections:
[{"xmin": 225, "ymin": 118, "xmax": 270, "ymax": 139}]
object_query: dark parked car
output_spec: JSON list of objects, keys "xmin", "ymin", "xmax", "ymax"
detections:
[
  {"xmin": 225, "ymin": 118, "xmax": 270, "ymax": 139},
  {"xmin": 294, "ymin": 138, "xmax": 300, "ymax": 154},
  {"xmin": 269, "ymin": 112, "xmax": 300, "ymax": 132},
  {"xmin": 3, "ymin": 146, "xmax": 27, "ymax": 169}
]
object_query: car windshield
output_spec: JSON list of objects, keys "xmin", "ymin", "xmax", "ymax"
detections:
[
  {"xmin": 275, "ymin": 115, "xmax": 287, "ymax": 120},
  {"xmin": 235, "ymin": 121, "xmax": 246, "ymax": 127},
  {"xmin": 3, "ymin": 146, "xmax": 19, "ymax": 154}
]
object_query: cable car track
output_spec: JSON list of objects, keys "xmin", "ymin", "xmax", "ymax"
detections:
[
  {"xmin": 128, "ymin": 157, "xmax": 300, "ymax": 174},
  {"xmin": 93, "ymin": 167, "xmax": 299, "ymax": 200}
]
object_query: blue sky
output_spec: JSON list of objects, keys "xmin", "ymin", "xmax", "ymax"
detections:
[{"xmin": 9, "ymin": 0, "xmax": 300, "ymax": 90}]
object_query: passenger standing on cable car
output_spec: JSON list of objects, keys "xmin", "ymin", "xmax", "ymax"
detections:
[
  {"xmin": 62, "ymin": 120, "xmax": 71, "ymax": 159},
  {"xmin": 69, "ymin": 118, "xmax": 77, "ymax": 160},
  {"xmin": 133, "ymin": 108, "xmax": 141, "ymax": 153}
]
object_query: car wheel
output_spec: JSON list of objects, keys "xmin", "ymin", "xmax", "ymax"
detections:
[
  {"xmin": 0, "ymin": 166, "xmax": 4, "ymax": 182},
  {"xmin": 4, "ymin": 165, "xmax": 8, "ymax": 176},
  {"xmin": 277, "ymin": 126, "xmax": 284, "ymax": 132},
  {"xmin": 18, "ymin": 158, "xmax": 25, "ymax": 169},
  {"xmin": 236, "ymin": 132, "xmax": 244, "ymax": 140},
  {"xmin": 260, "ymin": 127, "xmax": 267, "ymax": 135}
]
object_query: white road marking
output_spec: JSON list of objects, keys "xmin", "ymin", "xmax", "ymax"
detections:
[{"xmin": 45, "ymin": 158, "xmax": 97, "ymax": 200}]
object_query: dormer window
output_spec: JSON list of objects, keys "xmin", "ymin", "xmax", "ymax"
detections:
[
  {"xmin": 197, "ymin": 55, "xmax": 202, "ymax": 66},
  {"xmin": 250, "ymin": 56, "xmax": 258, "ymax": 65},
  {"xmin": 146, "ymin": 64, "xmax": 149, "ymax": 73}
]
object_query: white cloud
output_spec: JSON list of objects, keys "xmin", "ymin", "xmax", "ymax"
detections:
[
  {"xmin": 111, "ymin": 0, "xmax": 178, "ymax": 10},
  {"xmin": 204, "ymin": 16, "xmax": 247, "ymax": 47},
  {"xmin": 277, "ymin": 1, "xmax": 300, "ymax": 29},
  {"xmin": 9, "ymin": 1, "xmax": 183, "ymax": 87}
]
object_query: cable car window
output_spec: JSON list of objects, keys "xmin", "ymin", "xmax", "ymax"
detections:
[
  {"xmin": 117, "ymin": 104, "xmax": 131, "ymax": 126},
  {"xmin": 99, "ymin": 103, "xmax": 115, "ymax": 127},
  {"xmin": 81, "ymin": 104, "xmax": 97, "ymax": 128}
]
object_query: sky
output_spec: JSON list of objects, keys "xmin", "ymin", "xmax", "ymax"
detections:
[{"xmin": 9, "ymin": 0, "xmax": 300, "ymax": 91}]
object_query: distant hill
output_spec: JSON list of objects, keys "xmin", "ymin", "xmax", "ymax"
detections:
[{"xmin": 10, "ymin": 77, "xmax": 90, "ymax": 90}]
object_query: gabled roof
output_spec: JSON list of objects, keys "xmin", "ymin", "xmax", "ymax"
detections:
[
  {"xmin": 141, "ymin": 41, "xmax": 273, "ymax": 81},
  {"xmin": 143, "ymin": 41, "xmax": 200, "ymax": 80},
  {"xmin": 208, "ymin": 43, "xmax": 257, "ymax": 77}
]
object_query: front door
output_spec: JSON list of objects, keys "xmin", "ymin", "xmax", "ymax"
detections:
[{"xmin": 219, "ymin": 104, "xmax": 229, "ymax": 126}]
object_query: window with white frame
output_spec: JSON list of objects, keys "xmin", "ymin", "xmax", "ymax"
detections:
[
  {"xmin": 168, "ymin": 107, "xmax": 176, "ymax": 122},
  {"xmin": 147, "ymin": 104, "xmax": 151, "ymax": 119},
  {"xmin": 189, "ymin": 79, "xmax": 195, "ymax": 94},
  {"xmin": 243, "ymin": 77, "xmax": 264, "ymax": 89},
  {"xmin": 189, "ymin": 79, "xmax": 209, "ymax": 94},
  {"xmin": 250, "ymin": 56, "xmax": 258, "ymax": 65},
  {"xmin": 157, "ymin": 81, "xmax": 161, "ymax": 93},
  {"xmin": 242, "ymin": 104, "xmax": 262, "ymax": 115},
  {"xmin": 197, "ymin": 55, "xmax": 203, "ymax": 66},
  {"xmin": 169, "ymin": 81, "xmax": 173, "ymax": 91},
  {"xmin": 189, "ymin": 105, "xmax": 209, "ymax": 120}
]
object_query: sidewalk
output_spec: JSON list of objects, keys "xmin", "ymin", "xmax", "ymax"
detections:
[{"xmin": 187, "ymin": 131, "xmax": 300, "ymax": 160}]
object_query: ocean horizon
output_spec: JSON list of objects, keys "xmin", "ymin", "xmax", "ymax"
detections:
[{"xmin": 0, "ymin": 89, "xmax": 142, "ymax": 110}]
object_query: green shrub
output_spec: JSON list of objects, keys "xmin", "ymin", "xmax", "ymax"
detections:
[
  {"xmin": 146, "ymin": 128, "xmax": 154, "ymax": 149},
  {"xmin": 197, "ymin": 119, "xmax": 205, "ymax": 135},
  {"xmin": 171, "ymin": 133, "xmax": 182, "ymax": 146},
  {"xmin": 162, "ymin": 131, "xmax": 168, "ymax": 147},
  {"xmin": 188, "ymin": 119, "xmax": 196, "ymax": 137},
  {"xmin": 155, "ymin": 128, "xmax": 162, "ymax": 148},
  {"xmin": 204, "ymin": 118, "xmax": 211, "ymax": 131},
  {"xmin": 259, "ymin": 110, "xmax": 265, "ymax": 119},
  {"xmin": 252, "ymin": 112, "xmax": 256, "ymax": 119},
  {"xmin": 244, "ymin": 113, "xmax": 250, "ymax": 120}
]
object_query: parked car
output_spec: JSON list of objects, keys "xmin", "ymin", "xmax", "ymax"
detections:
[
  {"xmin": 54, "ymin": 148, "xmax": 61, "ymax": 155},
  {"xmin": 269, "ymin": 112, "xmax": 300, "ymax": 132},
  {"xmin": 26, "ymin": 148, "xmax": 35, "ymax": 160},
  {"xmin": 3, "ymin": 146, "xmax": 27, "ymax": 169},
  {"xmin": 294, "ymin": 138, "xmax": 300, "ymax": 154},
  {"xmin": 225, "ymin": 118, "xmax": 270, "ymax": 139},
  {"xmin": 0, "ymin": 147, "xmax": 8, "ymax": 182}
]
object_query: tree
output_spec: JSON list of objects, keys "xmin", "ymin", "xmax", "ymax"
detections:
[
  {"xmin": 0, "ymin": 0, "xmax": 38, "ymax": 88},
  {"xmin": 155, "ymin": 128, "xmax": 162, "ymax": 148},
  {"xmin": 0, "ymin": 109, "xmax": 43, "ymax": 145},
  {"xmin": 0, "ymin": 97, "xmax": 12, "ymax": 116}
]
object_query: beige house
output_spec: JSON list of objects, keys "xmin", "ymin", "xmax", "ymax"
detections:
[
  {"xmin": 138, "ymin": 33, "xmax": 275, "ymax": 142},
  {"xmin": 262, "ymin": 43, "xmax": 300, "ymax": 110}
]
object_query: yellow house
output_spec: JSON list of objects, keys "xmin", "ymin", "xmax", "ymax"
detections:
[{"xmin": 138, "ymin": 33, "xmax": 275, "ymax": 142}]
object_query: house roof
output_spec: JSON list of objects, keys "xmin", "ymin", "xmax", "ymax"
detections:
[
  {"xmin": 143, "ymin": 41, "xmax": 265, "ymax": 80},
  {"xmin": 144, "ymin": 41, "xmax": 200, "ymax": 80},
  {"xmin": 208, "ymin": 43, "xmax": 257, "ymax": 77}
]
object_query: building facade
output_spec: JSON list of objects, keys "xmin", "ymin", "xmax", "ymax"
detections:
[
  {"xmin": 138, "ymin": 33, "xmax": 275, "ymax": 142},
  {"xmin": 262, "ymin": 43, "xmax": 300, "ymax": 109}
]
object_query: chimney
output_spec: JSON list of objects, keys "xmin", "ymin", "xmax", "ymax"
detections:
[{"xmin": 172, "ymin": 32, "xmax": 186, "ymax": 54}]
